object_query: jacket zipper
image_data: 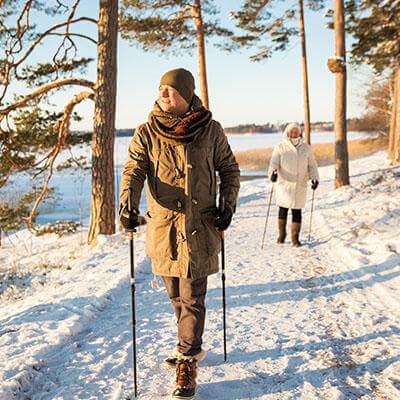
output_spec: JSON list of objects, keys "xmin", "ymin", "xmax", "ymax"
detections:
[{"xmin": 154, "ymin": 158, "xmax": 159, "ymax": 199}]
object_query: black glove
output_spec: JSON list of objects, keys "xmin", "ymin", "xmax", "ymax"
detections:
[
  {"xmin": 119, "ymin": 203, "xmax": 140, "ymax": 231},
  {"xmin": 311, "ymin": 179, "xmax": 319, "ymax": 190},
  {"xmin": 214, "ymin": 197, "xmax": 233, "ymax": 231},
  {"xmin": 271, "ymin": 170, "xmax": 278, "ymax": 183}
]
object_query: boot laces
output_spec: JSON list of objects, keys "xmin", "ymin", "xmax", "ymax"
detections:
[{"xmin": 176, "ymin": 359, "xmax": 195, "ymax": 388}]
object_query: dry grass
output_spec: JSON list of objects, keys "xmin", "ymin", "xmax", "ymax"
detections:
[{"xmin": 235, "ymin": 136, "xmax": 388, "ymax": 171}]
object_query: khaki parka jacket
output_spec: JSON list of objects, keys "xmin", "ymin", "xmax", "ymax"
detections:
[{"xmin": 120, "ymin": 117, "xmax": 240, "ymax": 279}]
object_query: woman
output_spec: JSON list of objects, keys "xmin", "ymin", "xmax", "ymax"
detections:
[{"xmin": 268, "ymin": 123, "xmax": 319, "ymax": 247}]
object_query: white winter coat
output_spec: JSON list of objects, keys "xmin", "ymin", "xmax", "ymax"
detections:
[{"xmin": 268, "ymin": 130, "xmax": 319, "ymax": 209}]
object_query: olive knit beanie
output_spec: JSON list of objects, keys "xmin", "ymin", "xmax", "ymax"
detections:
[{"xmin": 159, "ymin": 68, "xmax": 195, "ymax": 104}]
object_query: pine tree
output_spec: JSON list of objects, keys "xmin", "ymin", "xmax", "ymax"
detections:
[
  {"xmin": 360, "ymin": 77, "xmax": 391, "ymax": 135},
  {"xmin": 333, "ymin": 0, "xmax": 349, "ymax": 188},
  {"xmin": 345, "ymin": 0, "xmax": 400, "ymax": 164},
  {"xmin": 87, "ymin": 0, "xmax": 118, "ymax": 244},
  {"xmin": 119, "ymin": 0, "xmax": 232, "ymax": 109},
  {"xmin": 299, "ymin": 0, "xmax": 311, "ymax": 144},
  {"xmin": 0, "ymin": 1, "xmax": 95, "ymax": 234},
  {"xmin": 0, "ymin": 0, "xmax": 118, "ymax": 244}
]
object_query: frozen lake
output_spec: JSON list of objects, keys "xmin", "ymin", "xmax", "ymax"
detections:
[
  {"xmin": 114, "ymin": 130, "xmax": 376, "ymax": 161},
  {"xmin": 7, "ymin": 131, "xmax": 376, "ymax": 225}
]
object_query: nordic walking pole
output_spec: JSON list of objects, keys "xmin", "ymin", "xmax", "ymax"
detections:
[
  {"xmin": 218, "ymin": 197, "xmax": 227, "ymax": 362},
  {"xmin": 308, "ymin": 189, "xmax": 316, "ymax": 242},
  {"xmin": 261, "ymin": 184, "xmax": 274, "ymax": 250},
  {"xmin": 128, "ymin": 189, "xmax": 138, "ymax": 398}
]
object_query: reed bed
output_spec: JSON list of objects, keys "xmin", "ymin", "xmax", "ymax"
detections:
[{"xmin": 235, "ymin": 136, "xmax": 388, "ymax": 172}]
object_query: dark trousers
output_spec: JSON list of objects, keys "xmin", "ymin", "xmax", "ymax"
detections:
[
  {"xmin": 162, "ymin": 276, "xmax": 208, "ymax": 356},
  {"xmin": 279, "ymin": 207, "xmax": 302, "ymax": 223}
]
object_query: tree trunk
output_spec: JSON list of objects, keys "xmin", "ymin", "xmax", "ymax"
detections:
[
  {"xmin": 334, "ymin": 0, "xmax": 349, "ymax": 188},
  {"xmin": 299, "ymin": 0, "xmax": 311, "ymax": 144},
  {"xmin": 388, "ymin": 67, "xmax": 400, "ymax": 164},
  {"xmin": 87, "ymin": 0, "xmax": 118, "ymax": 244},
  {"xmin": 192, "ymin": 0, "xmax": 209, "ymax": 109}
]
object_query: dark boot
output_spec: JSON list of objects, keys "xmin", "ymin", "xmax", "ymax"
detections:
[
  {"xmin": 172, "ymin": 358, "xmax": 197, "ymax": 399},
  {"xmin": 277, "ymin": 218, "xmax": 287, "ymax": 244},
  {"xmin": 291, "ymin": 222, "xmax": 302, "ymax": 247}
]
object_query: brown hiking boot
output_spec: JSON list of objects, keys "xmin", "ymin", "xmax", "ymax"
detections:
[
  {"xmin": 291, "ymin": 222, "xmax": 302, "ymax": 247},
  {"xmin": 277, "ymin": 218, "xmax": 287, "ymax": 244},
  {"xmin": 172, "ymin": 358, "xmax": 197, "ymax": 399}
]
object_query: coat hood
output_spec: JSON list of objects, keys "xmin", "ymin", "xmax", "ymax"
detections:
[{"xmin": 283, "ymin": 123, "xmax": 304, "ymax": 147}]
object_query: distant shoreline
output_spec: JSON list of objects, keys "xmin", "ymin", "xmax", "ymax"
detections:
[{"xmin": 236, "ymin": 136, "xmax": 388, "ymax": 177}]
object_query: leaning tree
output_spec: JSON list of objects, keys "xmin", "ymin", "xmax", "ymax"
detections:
[
  {"xmin": 119, "ymin": 0, "xmax": 232, "ymax": 109},
  {"xmin": 0, "ymin": 0, "xmax": 118, "ymax": 244}
]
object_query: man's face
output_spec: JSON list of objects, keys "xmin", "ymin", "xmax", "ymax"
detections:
[
  {"xmin": 288, "ymin": 127, "xmax": 301, "ymax": 138},
  {"xmin": 158, "ymin": 85, "xmax": 189, "ymax": 116}
]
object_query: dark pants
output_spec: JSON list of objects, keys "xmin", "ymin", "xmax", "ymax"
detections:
[
  {"xmin": 279, "ymin": 207, "xmax": 302, "ymax": 223},
  {"xmin": 162, "ymin": 276, "xmax": 208, "ymax": 356}
]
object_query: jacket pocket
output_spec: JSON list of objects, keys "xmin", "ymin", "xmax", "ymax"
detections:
[
  {"xmin": 145, "ymin": 210, "xmax": 177, "ymax": 259},
  {"xmin": 199, "ymin": 208, "xmax": 221, "ymax": 257}
]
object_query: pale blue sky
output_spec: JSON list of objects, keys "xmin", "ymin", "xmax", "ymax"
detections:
[{"xmin": 29, "ymin": 1, "xmax": 371, "ymax": 131}]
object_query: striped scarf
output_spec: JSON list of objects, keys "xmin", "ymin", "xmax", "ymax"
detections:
[{"xmin": 148, "ymin": 95, "xmax": 212, "ymax": 145}]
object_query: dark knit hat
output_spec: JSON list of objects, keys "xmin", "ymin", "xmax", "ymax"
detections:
[{"xmin": 159, "ymin": 68, "xmax": 195, "ymax": 104}]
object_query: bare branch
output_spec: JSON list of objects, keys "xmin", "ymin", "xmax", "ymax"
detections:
[
  {"xmin": 47, "ymin": 32, "xmax": 97, "ymax": 44},
  {"xmin": 0, "ymin": 16, "xmax": 98, "ymax": 103},
  {"xmin": 55, "ymin": 1, "xmax": 69, "ymax": 13},
  {"xmin": 14, "ymin": 17, "xmax": 98, "ymax": 70},
  {"xmin": 0, "ymin": 78, "xmax": 95, "ymax": 117},
  {"xmin": 53, "ymin": 34, "xmax": 78, "ymax": 78},
  {"xmin": 14, "ymin": 0, "xmax": 34, "ymax": 54},
  {"xmin": 50, "ymin": 0, "xmax": 82, "ymax": 74},
  {"xmin": 27, "ymin": 90, "xmax": 94, "ymax": 231},
  {"xmin": 66, "ymin": 0, "xmax": 81, "ymax": 35}
]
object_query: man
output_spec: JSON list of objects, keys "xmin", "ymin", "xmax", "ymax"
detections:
[{"xmin": 119, "ymin": 68, "xmax": 240, "ymax": 399}]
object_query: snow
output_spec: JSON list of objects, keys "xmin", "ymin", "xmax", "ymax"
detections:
[{"xmin": 1, "ymin": 151, "xmax": 400, "ymax": 399}]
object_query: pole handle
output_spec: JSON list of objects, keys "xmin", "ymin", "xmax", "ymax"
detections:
[
  {"xmin": 128, "ymin": 187, "xmax": 133, "ymax": 213},
  {"xmin": 220, "ymin": 196, "xmax": 225, "ymax": 214}
]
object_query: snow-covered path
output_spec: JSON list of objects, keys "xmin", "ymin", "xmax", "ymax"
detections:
[{"xmin": 1, "ymin": 152, "xmax": 400, "ymax": 399}]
